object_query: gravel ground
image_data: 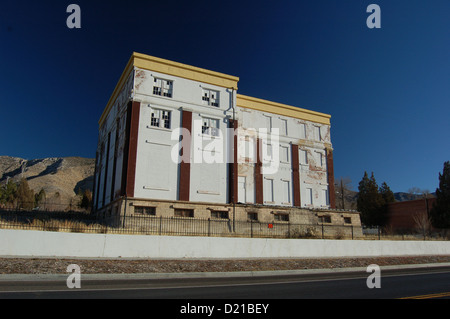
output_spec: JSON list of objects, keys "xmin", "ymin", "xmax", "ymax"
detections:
[{"xmin": 1, "ymin": 255, "xmax": 450, "ymax": 275}]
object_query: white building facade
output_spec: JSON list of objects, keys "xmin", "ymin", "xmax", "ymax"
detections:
[{"xmin": 92, "ymin": 52, "xmax": 356, "ymax": 229}]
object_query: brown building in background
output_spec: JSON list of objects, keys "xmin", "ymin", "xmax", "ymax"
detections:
[{"xmin": 386, "ymin": 197, "xmax": 436, "ymax": 232}]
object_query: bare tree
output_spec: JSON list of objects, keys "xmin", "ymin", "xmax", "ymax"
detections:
[
  {"xmin": 413, "ymin": 211, "xmax": 433, "ymax": 240},
  {"xmin": 335, "ymin": 177, "xmax": 353, "ymax": 209}
]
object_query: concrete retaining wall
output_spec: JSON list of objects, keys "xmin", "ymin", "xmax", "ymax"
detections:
[{"xmin": 0, "ymin": 229, "xmax": 449, "ymax": 259}]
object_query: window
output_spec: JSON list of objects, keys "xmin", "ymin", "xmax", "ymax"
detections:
[
  {"xmin": 211, "ymin": 210, "xmax": 229, "ymax": 219},
  {"xmin": 274, "ymin": 212, "xmax": 289, "ymax": 222},
  {"xmin": 314, "ymin": 126, "xmax": 321, "ymax": 141},
  {"xmin": 344, "ymin": 217, "xmax": 352, "ymax": 224},
  {"xmin": 299, "ymin": 123, "xmax": 306, "ymax": 139},
  {"xmin": 263, "ymin": 115, "xmax": 272, "ymax": 132},
  {"xmin": 299, "ymin": 149, "xmax": 308, "ymax": 165},
  {"xmin": 202, "ymin": 89, "xmax": 219, "ymax": 107},
  {"xmin": 319, "ymin": 215, "xmax": 332, "ymax": 223},
  {"xmin": 243, "ymin": 139, "xmax": 255, "ymax": 162},
  {"xmin": 264, "ymin": 178, "xmax": 274, "ymax": 203},
  {"xmin": 134, "ymin": 206, "xmax": 156, "ymax": 216},
  {"xmin": 280, "ymin": 146, "xmax": 289, "ymax": 163},
  {"xmin": 150, "ymin": 109, "xmax": 171, "ymax": 129},
  {"xmin": 316, "ymin": 152, "xmax": 324, "ymax": 168},
  {"xmin": 174, "ymin": 208, "xmax": 194, "ymax": 218},
  {"xmin": 263, "ymin": 143, "xmax": 273, "ymax": 162},
  {"xmin": 305, "ymin": 187, "xmax": 313, "ymax": 205},
  {"xmin": 153, "ymin": 78, "xmax": 173, "ymax": 98},
  {"xmin": 281, "ymin": 180, "xmax": 291, "ymax": 204},
  {"xmin": 202, "ymin": 117, "xmax": 220, "ymax": 137},
  {"xmin": 247, "ymin": 212, "xmax": 258, "ymax": 221},
  {"xmin": 322, "ymin": 188, "xmax": 329, "ymax": 206},
  {"xmin": 280, "ymin": 119, "xmax": 288, "ymax": 136}
]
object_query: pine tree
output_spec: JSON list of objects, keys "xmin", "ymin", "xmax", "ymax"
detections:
[
  {"xmin": 379, "ymin": 181, "xmax": 395, "ymax": 226},
  {"xmin": 430, "ymin": 161, "xmax": 450, "ymax": 229},
  {"xmin": 0, "ymin": 180, "xmax": 18, "ymax": 208},
  {"xmin": 357, "ymin": 172, "xmax": 385, "ymax": 227},
  {"xmin": 380, "ymin": 182, "xmax": 395, "ymax": 204},
  {"xmin": 16, "ymin": 178, "xmax": 35, "ymax": 210}
]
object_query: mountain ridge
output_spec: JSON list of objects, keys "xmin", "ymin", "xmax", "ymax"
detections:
[{"xmin": 0, "ymin": 156, "xmax": 95, "ymax": 206}]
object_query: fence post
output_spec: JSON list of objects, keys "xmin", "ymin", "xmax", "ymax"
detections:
[
  {"xmin": 159, "ymin": 215, "xmax": 162, "ymax": 236},
  {"xmin": 251, "ymin": 220, "xmax": 253, "ymax": 238},
  {"xmin": 378, "ymin": 226, "xmax": 381, "ymax": 240},
  {"xmin": 208, "ymin": 218, "xmax": 211, "ymax": 237},
  {"xmin": 321, "ymin": 223, "xmax": 324, "ymax": 239}
]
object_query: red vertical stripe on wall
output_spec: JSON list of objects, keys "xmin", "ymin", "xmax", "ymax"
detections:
[
  {"xmin": 291, "ymin": 144, "xmax": 301, "ymax": 207},
  {"xmin": 254, "ymin": 138, "xmax": 264, "ymax": 204},
  {"xmin": 326, "ymin": 148, "xmax": 336, "ymax": 209},
  {"xmin": 179, "ymin": 110, "xmax": 192, "ymax": 201},
  {"xmin": 125, "ymin": 101, "xmax": 140, "ymax": 198}
]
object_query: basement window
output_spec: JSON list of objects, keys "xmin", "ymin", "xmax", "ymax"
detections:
[
  {"xmin": 211, "ymin": 210, "xmax": 229, "ymax": 219},
  {"xmin": 134, "ymin": 206, "xmax": 156, "ymax": 216},
  {"xmin": 247, "ymin": 212, "xmax": 258, "ymax": 221},
  {"xmin": 174, "ymin": 208, "xmax": 194, "ymax": 218},
  {"xmin": 274, "ymin": 212, "xmax": 289, "ymax": 222},
  {"xmin": 319, "ymin": 215, "xmax": 332, "ymax": 224},
  {"xmin": 153, "ymin": 78, "xmax": 173, "ymax": 98},
  {"xmin": 344, "ymin": 217, "xmax": 352, "ymax": 224}
]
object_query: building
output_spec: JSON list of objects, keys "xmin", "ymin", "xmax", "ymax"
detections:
[
  {"xmin": 92, "ymin": 52, "xmax": 361, "ymax": 238},
  {"xmin": 386, "ymin": 197, "xmax": 436, "ymax": 233}
]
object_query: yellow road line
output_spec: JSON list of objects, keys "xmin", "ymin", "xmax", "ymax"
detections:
[{"xmin": 399, "ymin": 292, "xmax": 450, "ymax": 299}]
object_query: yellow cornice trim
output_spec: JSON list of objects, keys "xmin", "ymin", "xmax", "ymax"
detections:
[
  {"xmin": 133, "ymin": 52, "xmax": 239, "ymax": 89},
  {"xmin": 236, "ymin": 94, "xmax": 331, "ymax": 125}
]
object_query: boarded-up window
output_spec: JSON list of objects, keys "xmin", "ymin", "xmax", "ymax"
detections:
[
  {"xmin": 299, "ymin": 149, "xmax": 308, "ymax": 165},
  {"xmin": 281, "ymin": 180, "xmax": 291, "ymax": 204},
  {"xmin": 264, "ymin": 178, "xmax": 274, "ymax": 203},
  {"xmin": 134, "ymin": 206, "xmax": 156, "ymax": 216},
  {"xmin": 174, "ymin": 208, "xmax": 194, "ymax": 218}
]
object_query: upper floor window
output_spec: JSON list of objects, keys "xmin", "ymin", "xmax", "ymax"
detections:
[
  {"xmin": 263, "ymin": 115, "xmax": 272, "ymax": 132},
  {"xmin": 153, "ymin": 78, "xmax": 173, "ymax": 98},
  {"xmin": 313, "ymin": 125, "xmax": 321, "ymax": 141},
  {"xmin": 299, "ymin": 149, "xmax": 308, "ymax": 165},
  {"xmin": 201, "ymin": 117, "xmax": 220, "ymax": 137},
  {"xmin": 280, "ymin": 119, "xmax": 288, "ymax": 136},
  {"xmin": 202, "ymin": 89, "xmax": 219, "ymax": 107},
  {"xmin": 151, "ymin": 109, "xmax": 171, "ymax": 129}
]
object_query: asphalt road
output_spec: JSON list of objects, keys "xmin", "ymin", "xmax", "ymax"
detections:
[{"xmin": 0, "ymin": 265, "xmax": 449, "ymax": 301}]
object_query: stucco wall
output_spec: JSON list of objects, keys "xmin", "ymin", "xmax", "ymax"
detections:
[{"xmin": 0, "ymin": 229, "xmax": 448, "ymax": 259}]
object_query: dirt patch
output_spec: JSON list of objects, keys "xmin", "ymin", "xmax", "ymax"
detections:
[{"xmin": 1, "ymin": 255, "xmax": 449, "ymax": 275}]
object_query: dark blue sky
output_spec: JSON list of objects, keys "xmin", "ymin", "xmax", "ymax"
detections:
[{"xmin": 1, "ymin": 0, "xmax": 449, "ymax": 193}]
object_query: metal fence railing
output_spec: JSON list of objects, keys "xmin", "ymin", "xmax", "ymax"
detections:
[
  {"xmin": 0, "ymin": 210, "xmax": 447, "ymax": 240},
  {"xmin": 0, "ymin": 210, "xmax": 361, "ymax": 239},
  {"xmin": 103, "ymin": 214, "xmax": 360, "ymax": 239}
]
